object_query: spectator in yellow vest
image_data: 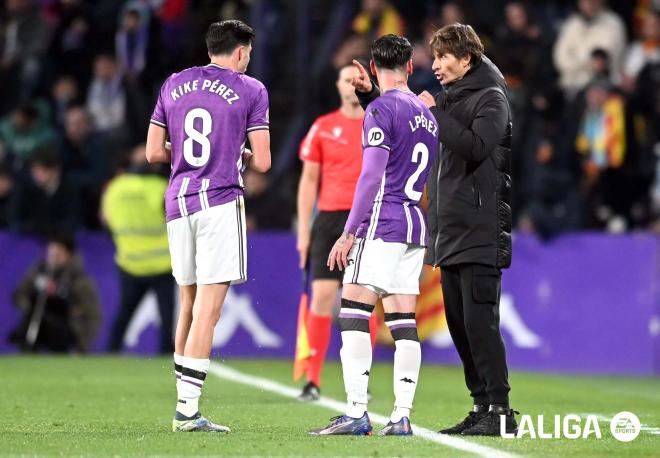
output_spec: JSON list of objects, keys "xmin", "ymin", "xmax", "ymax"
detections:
[{"xmin": 102, "ymin": 144, "xmax": 174, "ymax": 354}]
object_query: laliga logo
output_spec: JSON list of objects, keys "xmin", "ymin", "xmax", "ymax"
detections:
[{"xmin": 501, "ymin": 412, "xmax": 641, "ymax": 441}]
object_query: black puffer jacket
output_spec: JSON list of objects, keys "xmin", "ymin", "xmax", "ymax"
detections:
[{"xmin": 357, "ymin": 56, "xmax": 513, "ymax": 268}]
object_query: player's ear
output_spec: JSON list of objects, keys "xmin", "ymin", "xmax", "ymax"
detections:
[
  {"xmin": 407, "ymin": 59, "xmax": 413, "ymax": 75},
  {"xmin": 369, "ymin": 59, "xmax": 377, "ymax": 76}
]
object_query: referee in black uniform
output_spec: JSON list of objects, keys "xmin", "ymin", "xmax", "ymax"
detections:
[{"xmin": 353, "ymin": 24, "xmax": 517, "ymax": 436}]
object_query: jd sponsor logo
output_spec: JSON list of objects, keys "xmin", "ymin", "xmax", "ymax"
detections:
[{"xmin": 367, "ymin": 127, "xmax": 384, "ymax": 146}]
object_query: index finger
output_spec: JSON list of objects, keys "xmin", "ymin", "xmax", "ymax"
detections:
[
  {"xmin": 327, "ymin": 249, "xmax": 336, "ymax": 271},
  {"xmin": 352, "ymin": 59, "xmax": 367, "ymax": 75}
]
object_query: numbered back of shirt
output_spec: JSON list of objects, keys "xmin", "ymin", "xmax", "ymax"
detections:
[
  {"xmin": 362, "ymin": 90, "xmax": 438, "ymax": 206},
  {"xmin": 150, "ymin": 63, "xmax": 269, "ymax": 221}
]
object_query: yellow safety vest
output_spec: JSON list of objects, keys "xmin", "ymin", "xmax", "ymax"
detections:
[{"xmin": 102, "ymin": 173, "xmax": 171, "ymax": 276}]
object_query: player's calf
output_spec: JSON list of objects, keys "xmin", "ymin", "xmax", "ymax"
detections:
[
  {"xmin": 384, "ymin": 311, "xmax": 420, "ymax": 432},
  {"xmin": 338, "ymin": 298, "xmax": 375, "ymax": 418},
  {"xmin": 176, "ymin": 356, "xmax": 209, "ymax": 418}
]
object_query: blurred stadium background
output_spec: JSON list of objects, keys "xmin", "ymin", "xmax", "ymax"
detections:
[{"xmin": 0, "ymin": 0, "xmax": 659, "ymax": 456}]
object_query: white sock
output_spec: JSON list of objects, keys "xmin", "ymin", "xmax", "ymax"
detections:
[
  {"xmin": 340, "ymin": 330, "xmax": 372, "ymax": 417},
  {"xmin": 391, "ymin": 406, "xmax": 411, "ymax": 423},
  {"xmin": 392, "ymin": 339, "xmax": 421, "ymax": 417},
  {"xmin": 346, "ymin": 400, "xmax": 368, "ymax": 419},
  {"xmin": 173, "ymin": 353, "xmax": 183, "ymax": 390},
  {"xmin": 176, "ymin": 356, "xmax": 210, "ymax": 418}
]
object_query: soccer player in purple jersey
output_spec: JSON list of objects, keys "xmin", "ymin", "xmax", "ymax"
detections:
[
  {"xmin": 309, "ymin": 35, "xmax": 439, "ymax": 437},
  {"xmin": 145, "ymin": 20, "xmax": 270, "ymax": 433}
]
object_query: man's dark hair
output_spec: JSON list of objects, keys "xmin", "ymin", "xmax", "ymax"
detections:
[
  {"xmin": 429, "ymin": 23, "xmax": 484, "ymax": 64},
  {"xmin": 14, "ymin": 103, "xmax": 39, "ymax": 122},
  {"xmin": 125, "ymin": 9, "xmax": 141, "ymax": 19},
  {"xmin": 371, "ymin": 34, "xmax": 413, "ymax": 71},
  {"xmin": 206, "ymin": 20, "xmax": 255, "ymax": 56},
  {"xmin": 31, "ymin": 148, "xmax": 62, "ymax": 170},
  {"xmin": 48, "ymin": 231, "xmax": 76, "ymax": 254},
  {"xmin": 591, "ymin": 48, "xmax": 609, "ymax": 61}
]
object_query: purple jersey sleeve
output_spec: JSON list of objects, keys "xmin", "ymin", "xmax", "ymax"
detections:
[
  {"xmin": 362, "ymin": 101, "xmax": 393, "ymax": 151},
  {"xmin": 150, "ymin": 82, "xmax": 168, "ymax": 128},
  {"xmin": 344, "ymin": 147, "xmax": 389, "ymax": 234},
  {"xmin": 246, "ymin": 82, "xmax": 269, "ymax": 132}
]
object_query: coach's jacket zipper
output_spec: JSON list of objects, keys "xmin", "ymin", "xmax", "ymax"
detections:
[
  {"xmin": 473, "ymin": 174, "xmax": 482, "ymax": 209},
  {"xmin": 432, "ymin": 144, "xmax": 443, "ymax": 270}
]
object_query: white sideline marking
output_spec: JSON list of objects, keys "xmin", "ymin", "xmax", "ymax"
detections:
[
  {"xmin": 209, "ymin": 363, "xmax": 520, "ymax": 458},
  {"xmin": 577, "ymin": 413, "xmax": 660, "ymax": 435}
]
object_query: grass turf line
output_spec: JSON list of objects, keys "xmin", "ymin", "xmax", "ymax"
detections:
[{"xmin": 1, "ymin": 356, "xmax": 658, "ymax": 457}]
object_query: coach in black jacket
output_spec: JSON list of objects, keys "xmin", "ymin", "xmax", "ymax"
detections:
[{"xmin": 353, "ymin": 25, "xmax": 516, "ymax": 436}]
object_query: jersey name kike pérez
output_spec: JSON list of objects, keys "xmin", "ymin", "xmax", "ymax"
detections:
[{"xmin": 170, "ymin": 79, "xmax": 240, "ymax": 105}]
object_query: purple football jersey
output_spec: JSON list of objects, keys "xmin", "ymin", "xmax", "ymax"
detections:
[
  {"xmin": 355, "ymin": 89, "xmax": 438, "ymax": 245},
  {"xmin": 151, "ymin": 63, "xmax": 269, "ymax": 222}
]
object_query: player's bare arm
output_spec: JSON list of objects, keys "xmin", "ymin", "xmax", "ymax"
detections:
[
  {"xmin": 247, "ymin": 129, "xmax": 271, "ymax": 172},
  {"xmin": 327, "ymin": 147, "xmax": 388, "ymax": 272},
  {"xmin": 145, "ymin": 124, "xmax": 171, "ymax": 163},
  {"xmin": 297, "ymin": 161, "xmax": 320, "ymax": 268}
]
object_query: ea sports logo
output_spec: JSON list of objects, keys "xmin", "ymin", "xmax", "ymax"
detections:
[
  {"xmin": 610, "ymin": 412, "xmax": 641, "ymax": 442},
  {"xmin": 367, "ymin": 127, "xmax": 384, "ymax": 146}
]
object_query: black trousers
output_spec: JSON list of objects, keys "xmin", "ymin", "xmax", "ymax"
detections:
[
  {"xmin": 441, "ymin": 263, "xmax": 510, "ymax": 406},
  {"xmin": 108, "ymin": 269, "xmax": 175, "ymax": 354},
  {"xmin": 10, "ymin": 309, "xmax": 77, "ymax": 353}
]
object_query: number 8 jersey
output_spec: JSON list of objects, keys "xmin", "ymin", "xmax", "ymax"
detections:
[
  {"xmin": 150, "ymin": 63, "xmax": 269, "ymax": 222},
  {"xmin": 356, "ymin": 89, "xmax": 438, "ymax": 246}
]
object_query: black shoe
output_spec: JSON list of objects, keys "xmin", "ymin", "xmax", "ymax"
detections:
[
  {"xmin": 461, "ymin": 408, "xmax": 519, "ymax": 437},
  {"xmin": 298, "ymin": 381, "xmax": 320, "ymax": 401},
  {"xmin": 438, "ymin": 410, "xmax": 488, "ymax": 435}
]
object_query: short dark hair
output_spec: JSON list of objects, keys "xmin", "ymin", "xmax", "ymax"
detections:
[
  {"xmin": 48, "ymin": 231, "xmax": 76, "ymax": 254},
  {"xmin": 206, "ymin": 20, "xmax": 255, "ymax": 56},
  {"xmin": 14, "ymin": 103, "xmax": 39, "ymax": 121},
  {"xmin": 371, "ymin": 34, "xmax": 413, "ymax": 71},
  {"xmin": 591, "ymin": 48, "xmax": 609, "ymax": 61},
  {"xmin": 429, "ymin": 23, "xmax": 484, "ymax": 64},
  {"xmin": 31, "ymin": 148, "xmax": 61, "ymax": 170}
]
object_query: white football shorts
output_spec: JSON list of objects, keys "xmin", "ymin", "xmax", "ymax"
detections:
[
  {"xmin": 166, "ymin": 196, "xmax": 247, "ymax": 286},
  {"xmin": 342, "ymin": 237, "xmax": 425, "ymax": 295}
]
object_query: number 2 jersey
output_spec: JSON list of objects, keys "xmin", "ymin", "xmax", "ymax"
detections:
[
  {"xmin": 356, "ymin": 89, "xmax": 439, "ymax": 246},
  {"xmin": 150, "ymin": 63, "xmax": 269, "ymax": 222}
]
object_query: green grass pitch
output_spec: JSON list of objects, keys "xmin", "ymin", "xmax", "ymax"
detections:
[{"xmin": 1, "ymin": 356, "xmax": 658, "ymax": 457}]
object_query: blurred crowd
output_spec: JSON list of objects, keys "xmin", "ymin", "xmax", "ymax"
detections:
[{"xmin": 0, "ymin": 0, "xmax": 658, "ymax": 241}]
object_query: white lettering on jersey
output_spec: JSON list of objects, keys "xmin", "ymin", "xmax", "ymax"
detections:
[
  {"xmin": 200, "ymin": 79, "xmax": 241, "ymax": 105},
  {"xmin": 409, "ymin": 112, "xmax": 438, "ymax": 136},
  {"xmin": 168, "ymin": 79, "xmax": 241, "ymax": 105}
]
